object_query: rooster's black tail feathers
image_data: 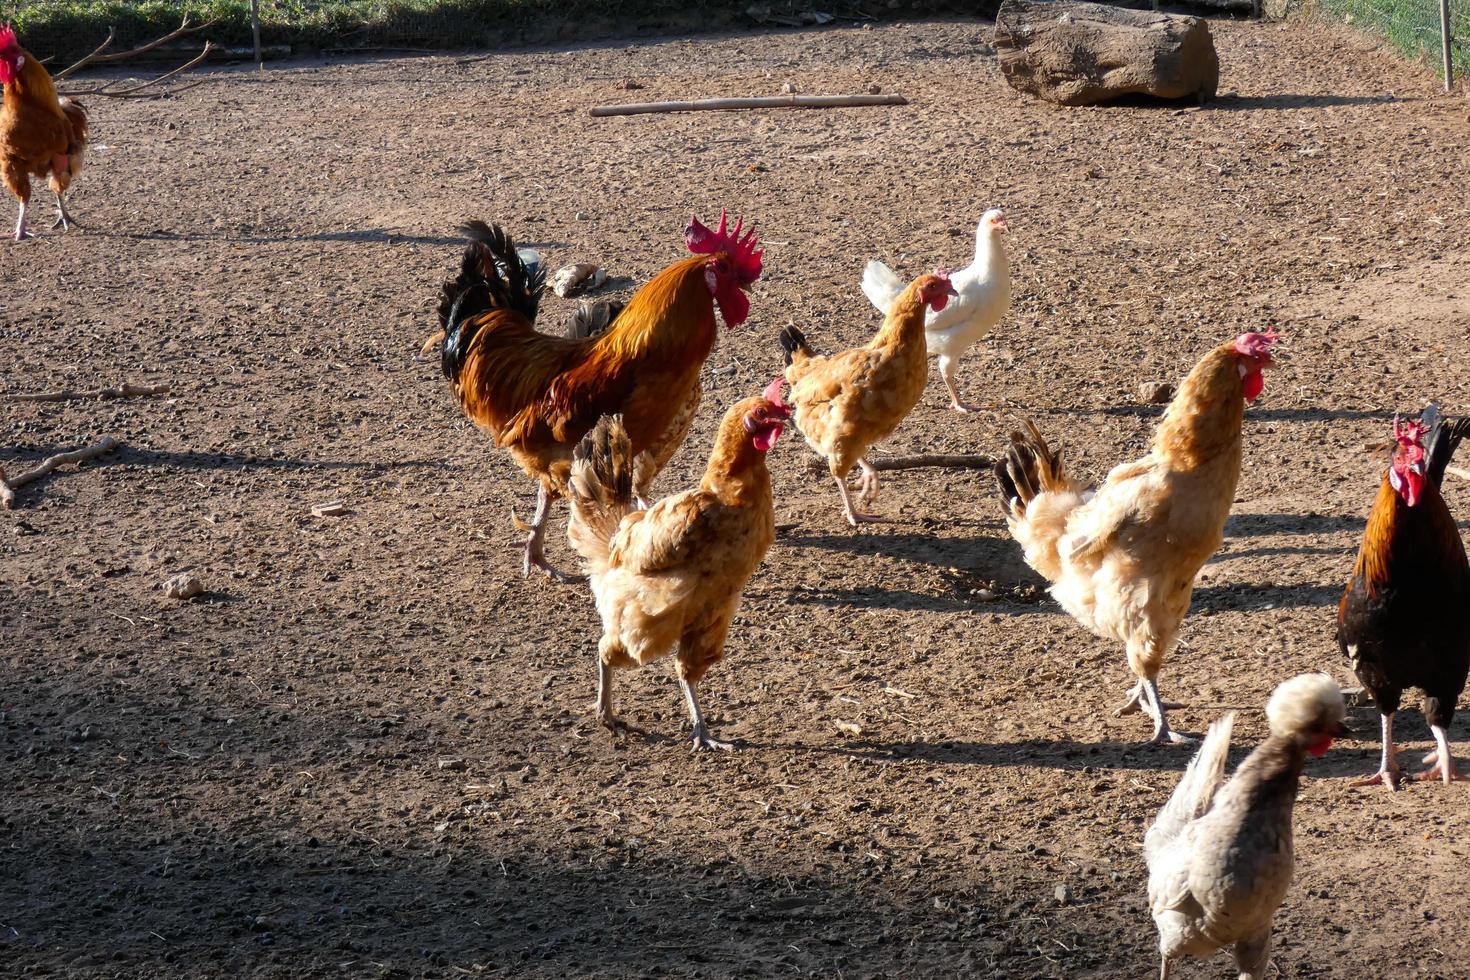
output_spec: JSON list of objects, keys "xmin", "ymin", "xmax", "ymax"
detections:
[
  {"xmin": 1422, "ymin": 403, "xmax": 1470, "ymax": 490},
  {"xmin": 439, "ymin": 221, "xmax": 546, "ymax": 382}
]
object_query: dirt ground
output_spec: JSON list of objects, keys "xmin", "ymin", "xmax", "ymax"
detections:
[{"xmin": 4, "ymin": 14, "xmax": 1470, "ymax": 979}]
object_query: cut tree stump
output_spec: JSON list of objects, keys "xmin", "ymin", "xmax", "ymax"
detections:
[{"xmin": 993, "ymin": 0, "xmax": 1219, "ymax": 106}]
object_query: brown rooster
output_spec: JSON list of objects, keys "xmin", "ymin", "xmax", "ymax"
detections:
[
  {"xmin": 566, "ymin": 298, "xmax": 700, "ymax": 509},
  {"xmin": 779, "ymin": 271, "xmax": 957, "ymax": 525},
  {"xmin": 438, "ymin": 213, "xmax": 762, "ymax": 579},
  {"xmin": 1337, "ymin": 406, "xmax": 1470, "ymax": 789},
  {"xmin": 995, "ymin": 330, "xmax": 1279, "ymax": 744},
  {"xmin": 0, "ymin": 24, "xmax": 88, "ymax": 240},
  {"xmin": 565, "ymin": 380, "xmax": 790, "ymax": 750}
]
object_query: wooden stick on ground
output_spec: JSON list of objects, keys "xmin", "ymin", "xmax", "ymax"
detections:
[
  {"xmin": 5, "ymin": 383, "xmax": 171, "ymax": 404},
  {"xmin": 590, "ymin": 93, "xmax": 908, "ymax": 117},
  {"xmin": 1, "ymin": 436, "xmax": 120, "ymax": 509},
  {"xmin": 869, "ymin": 453, "xmax": 994, "ymax": 472}
]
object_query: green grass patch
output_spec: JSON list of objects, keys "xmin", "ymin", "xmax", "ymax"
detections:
[{"xmin": 1313, "ymin": 0, "xmax": 1468, "ymax": 75}]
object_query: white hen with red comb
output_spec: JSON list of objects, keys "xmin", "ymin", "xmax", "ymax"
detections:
[{"xmin": 860, "ymin": 209, "xmax": 1010, "ymax": 412}]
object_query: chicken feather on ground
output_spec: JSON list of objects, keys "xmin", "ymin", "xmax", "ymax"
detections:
[
  {"xmin": 1337, "ymin": 405, "xmax": 1470, "ymax": 789},
  {"xmin": 995, "ymin": 330, "xmax": 1279, "ymax": 744},
  {"xmin": 781, "ymin": 271, "xmax": 958, "ymax": 525},
  {"xmin": 437, "ymin": 212, "xmax": 761, "ymax": 580},
  {"xmin": 565, "ymin": 379, "xmax": 790, "ymax": 751},
  {"xmin": 860, "ymin": 209, "xmax": 1009, "ymax": 412},
  {"xmin": 1146, "ymin": 674, "xmax": 1346, "ymax": 980},
  {"xmin": 1, "ymin": 24, "xmax": 88, "ymax": 240}
]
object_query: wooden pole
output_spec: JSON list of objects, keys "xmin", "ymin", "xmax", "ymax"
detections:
[
  {"xmin": 251, "ymin": 0, "xmax": 263, "ymax": 70},
  {"xmin": 1438, "ymin": 0, "xmax": 1453, "ymax": 92},
  {"xmin": 590, "ymin": 93, "xmax": 908, "ymax": 117}
]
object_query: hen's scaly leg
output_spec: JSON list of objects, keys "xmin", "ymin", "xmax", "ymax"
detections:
[
  {"xmin": 1418, "ymin": 723, "xmax": 1467, "ymax": 784},
  {"xmin": 1158, "ymin": 956, "xmax": 1172, "ymax": 980},
  {"xmin": 1144, "ymin": 679, "xmax": 1193, "ymax": 745},
  {"xmin": 51, "ymin": 192, "xmax": 81, "ymax": 231},
  {"xmin": 680, "ymin": 678, "xmax": 733, "ymax": 752},
  {"xmin": 14, "ymin": 199, "xmax": 31, "ymax": 241},
  {"xmin": 1116, "ymin": 679, "xmax": 1182, "ymax": 719},
  {"xmin": 594, "ymin": 659, "xmax": 639, "ymax": 734},
  {"xmin": 857, "ymin": 459, "xmax": 881, "ymax": 506},
  {"xmin": 521, "ymin": 485, "xmax": 582, "ymax": 582},
  {"xmin": 938, "ymin": 354, "xmax": 981, "ymax": 414},
  {"xmin": 833, "ymin": 473, "xmax": 889, "ymax": 526},
  {"xmin": 1351, "ymin": 713, "xmax": 1403, "ymax": 790}
]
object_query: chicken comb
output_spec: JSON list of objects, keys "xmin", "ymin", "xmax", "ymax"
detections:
[
  {"xmin": 1232, "ymin": 328, "xmax": 1280, "ymax": 358},
  {"xmin": 685, "ymin": 210, "xmax": 763, "ymax": 284},
  {"xmin": 762, "ymin": 376, "xmax": 787, "ymax": 410},
  {"xmin": 1392, "ymin": 415, "xmax": 1429, "ymax": 451},
  {"xmin": 0, "ymin": 23, "xmax": 15, "ymax": 49}
]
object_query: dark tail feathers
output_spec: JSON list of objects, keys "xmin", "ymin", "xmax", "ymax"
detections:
[
  {"xmin": 438, "ymin": 221, "xmax": 546, "ymax": 382},
  {"xmin": 1422, "ymin": 403, "xmax": 1470, "ymax": 489},
  {"xmin": 778, "ymin": 325, "xmax": 811, "ymax": 367},
  {"xmin": 994, "ymin": 420, "xmax": 1064, "ymax": 515}
]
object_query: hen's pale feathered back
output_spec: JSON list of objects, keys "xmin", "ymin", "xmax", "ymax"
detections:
[{"xmin": 1145, "ymin": 674, "xmax": 1344, "ymax": 980}]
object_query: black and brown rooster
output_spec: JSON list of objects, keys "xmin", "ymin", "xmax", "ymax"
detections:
[{"xmin": 1337, "ymin": 404, "xmax": 1470, "ymax": 789}]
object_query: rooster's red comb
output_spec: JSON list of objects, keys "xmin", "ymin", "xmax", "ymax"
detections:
[
  {"xmin": 0, "ymin": 23, "xmax": 16, "ymax": 49},
  {"xmin": 685, "ymin": 210, "xmax": 763, "ymax": 285},
  {"xmin": 762, "ymin": 376, "xmax": 786, "ymax": 409},
  {"xmin": 1232, "ymin": 328, "xmax": 1280, "ymax": 358},
  {"xmin": 1392, "ymin": 415, "xmax": 1429, "ymax": 450}
]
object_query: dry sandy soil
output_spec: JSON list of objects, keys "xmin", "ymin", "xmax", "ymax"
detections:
[{"xmin": 4, "ymin": 13, "xmax": 1470, "ymax": 979}]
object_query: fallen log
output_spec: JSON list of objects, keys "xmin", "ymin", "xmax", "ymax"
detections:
[
  {"xmin": 993, "ymin": 0, "xmax": 1219, "ymax": 106},
  {"xmin": 1, "ymin": 436, "xmax": 120, "ymax": 508},
  {"xmin": 591, "ymin": 93, "xmax": 908, "ymax": 117}
]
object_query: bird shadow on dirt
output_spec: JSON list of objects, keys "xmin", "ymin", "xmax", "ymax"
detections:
[
  {"xmin": 88, "ymin": 228, "xmax": 573, "ymax": 249},
  {"xmin": 0, "ymin": 831, "xmax": 1137, "ymax": 977},
  {"xmin": 776, "ymin": 735, "xmax": 1238, "ymax": 773},
  {"xmin": 1210, "ymin": 93, "xmax": 1407, "ymax": 111},
  {"xmin": 1224, "ymin": 513, "xmax": 1367, "ymax": 536},
  {"xmin": 1190, "ymin": 582, "xmax": 1344, "ymax": 610},
  {"xmin": 113, "ymin": 447, "xmax": 453, "ymax": 474}
]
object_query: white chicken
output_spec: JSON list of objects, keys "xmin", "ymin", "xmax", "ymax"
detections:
[
  {"xmin": 859, "ymin": 209, "xmax": 1010, "ymax": 413},
  {"xmin": 1145, "ymin": 673, "xmax": 1347, "ymax": 980}
]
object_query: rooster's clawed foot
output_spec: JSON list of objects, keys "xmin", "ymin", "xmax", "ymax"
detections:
[
  {"xmin": 1351, "ymin": 766, "xmax": 1406, "ymax": 791},
  {"xmin": 1417, "ymin": 751, "xmax": 1467, "ymax": 785}
]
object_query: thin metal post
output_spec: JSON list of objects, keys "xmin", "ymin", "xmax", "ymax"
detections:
[
  {"xmin": 1439, "ymin": 0, "xmax": 1453, "ymax": 92},
  {"xmin": 251, "ymin": 0, "xmax": 263, "ymax": 71}
]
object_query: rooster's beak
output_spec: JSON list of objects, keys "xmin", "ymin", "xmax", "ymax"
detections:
[{"xmin": 1332, "ymin": 721, "xmax": 1352, "ymax": 738}]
